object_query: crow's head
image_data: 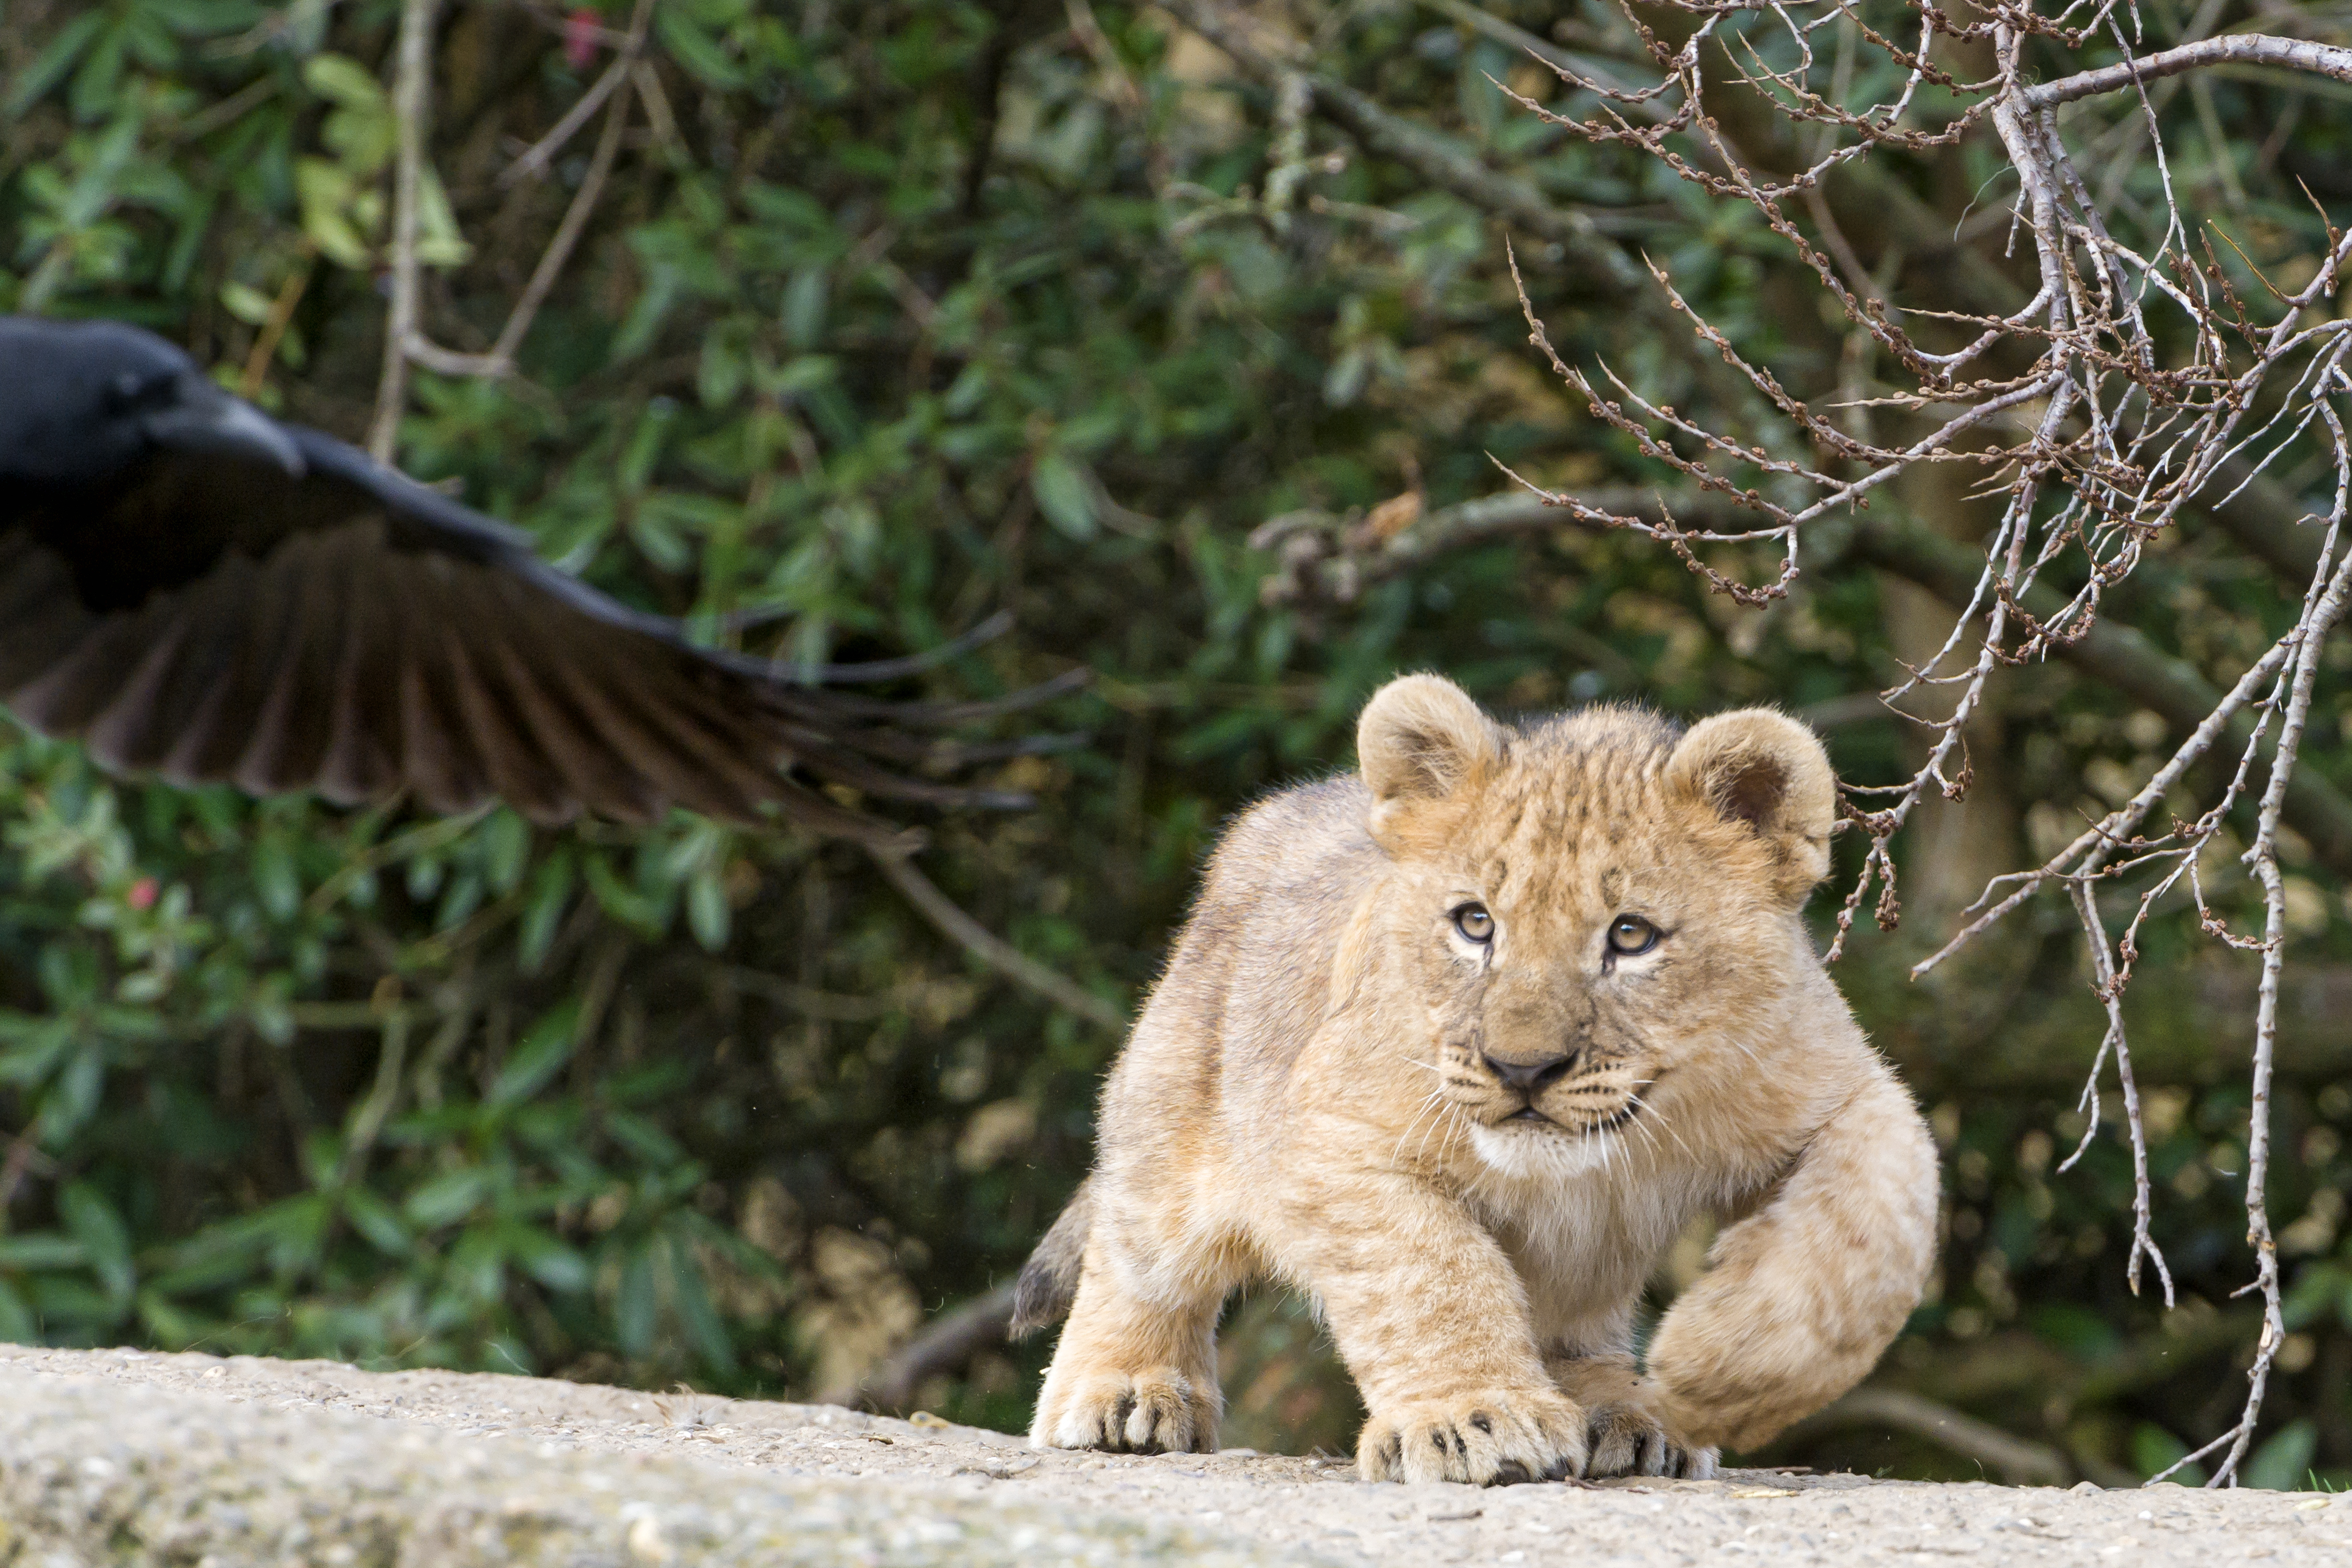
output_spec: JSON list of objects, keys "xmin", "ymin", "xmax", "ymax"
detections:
[{"xmin": 0, "ymin": 317, "xmax": 302, "ymax": 487}]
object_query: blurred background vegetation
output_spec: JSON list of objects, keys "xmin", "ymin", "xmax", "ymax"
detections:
[{"xmin": 3, "ymin": 0, "xmax": 2350, "ymax": 1490}]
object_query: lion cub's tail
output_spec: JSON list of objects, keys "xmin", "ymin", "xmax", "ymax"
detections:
[{"xmin": 1009, "ymin": 1177, "xmax": 1094, "ymax": 1337}]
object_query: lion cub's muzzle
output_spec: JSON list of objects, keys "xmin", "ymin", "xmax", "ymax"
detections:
[{"xmin": 1460, "ymin": 1041, "xmax": 1645, "ymax": 1134}]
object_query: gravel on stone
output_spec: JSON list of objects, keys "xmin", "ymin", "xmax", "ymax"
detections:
[{"xmin": 2, "ymin": 1343, "xmax": 2346, "ymax": 1566}]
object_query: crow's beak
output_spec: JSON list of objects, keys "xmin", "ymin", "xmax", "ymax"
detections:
[{"xmin": 143, "ymin": 375, "xmax": 305, "ymax": 476}]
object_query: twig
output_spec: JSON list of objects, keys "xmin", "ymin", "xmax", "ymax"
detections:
[
  {"xmin": 816, "ymin": 1279, "xmax": 1018, "ymax": 1412},
  {"xmin": 864, "ymin": 847, "xmax": 1126, "ymax": 1033},
  {"xmin": 367, "ymin": 0, "xmax": 438, "ymax": 461},
  {"xmin": 485, "ymin": 63, "xmax": 635, "ymax": 371},
  {"xmin": 0, "ymin": 1127, "xmax": 60, "ymax": 1212},
  {"xmin": 1251, "ymin": 489, "xmax": 2352, "ymax": 886},
  {"xmin": 499, "ymin": 45, "xmax": 636, "ymax": 186},
  {"xmin": 238, "ymin": 259, "xmax": 313, "ymax": 398},
  {"xmin": 369, "ymin": 0, "xmax": 653, "ymax": 418},
  {"xmin": 1163, "ymin": 0, "xmax": 1646, "ymax": 294},
  {"xmin": 1779, "ymin": 1386, "xmax": 2072, "ymax": 1486}
]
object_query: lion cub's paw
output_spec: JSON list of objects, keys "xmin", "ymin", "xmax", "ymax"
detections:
[
  {"xmin": 1356, "ymin": 1389, "xmax": 1587, "ymax": 1486},
  {"xmin": 1033, "ymin": 1368, "xmax": 1215, "ymax": 1455},
  {"xmin": 1582, "ymin": 1399, "xmax": 1719, "ymax": 1480}
]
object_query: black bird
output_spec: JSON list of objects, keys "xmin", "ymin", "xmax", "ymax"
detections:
[{"xmin": 0, "ymin": 316, "xmax": 1044, "ymax": 838}]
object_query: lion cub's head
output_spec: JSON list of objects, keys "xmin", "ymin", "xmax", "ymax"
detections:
[{"xmin": 1355, "ymin": 674, "xmax": 1837, "ymax": 1177}]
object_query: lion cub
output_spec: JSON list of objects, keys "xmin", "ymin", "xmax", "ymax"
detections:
[{"xmin": 1015, "ymin": 674, "xmax": 1938, "ymax": 1484}]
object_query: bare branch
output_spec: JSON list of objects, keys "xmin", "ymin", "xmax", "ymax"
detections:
[
  {"xmin": 1782, "ymin": 1386, "xmax": 2073, "ymax": 1486},
  {"xmin": 1162, "ymin": 0, "xmax": 1648, "ymax": 293},
  {"xmin": 817, "ymin": 1281, "xmax": 1018, "ymax": 1413},
  {"xmin": 864, "ymin": 846, "xmax": 1127, "ymax": 1033},
  {"xmin": 366, "ymin": 0, "xmax": 437, "ymax": 461},
  {"xmin": 2024, "ymin": 34, "xmax": 2352, "ymax": 111},
  {"xmin": 368, "ymin": 0, "xmax": 652, "ymax": 433}
]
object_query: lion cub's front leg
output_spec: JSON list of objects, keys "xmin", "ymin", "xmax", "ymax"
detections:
[
  {"xmin": 1031, "ymin": 1254, "xmax": 1223, "ymax": 1455},
  {"xmin": 1289, "ymin": 1174, "xmax": 1586, "ymax": 1486},
  {"xmin": 1646, "ymin": 1066, "xmax": 1939, "ymax": 1452}
]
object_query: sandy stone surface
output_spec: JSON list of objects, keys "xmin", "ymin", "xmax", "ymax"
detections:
[{"xmin": 2, "ymin": 1343, "xmax": 2347, "ymax": 1565}]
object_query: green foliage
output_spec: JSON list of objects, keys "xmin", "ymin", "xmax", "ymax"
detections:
[{"xmin": 0, "ymin": 0, "xmax": 2348, "ymax": 1483}]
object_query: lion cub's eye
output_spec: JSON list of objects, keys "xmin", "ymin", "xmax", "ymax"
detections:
[
  {"xmin": 1451, "ymin": 904, "xmax": 1495, "ymax": 943},
  {"xmin": 1607, "ymin": 915, "xmax": 1660, "ymax": 956}
]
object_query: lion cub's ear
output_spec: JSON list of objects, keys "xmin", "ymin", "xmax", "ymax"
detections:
[
  {"xmin": 1666, "ymin": 709, "xmax": 1837, "ymax": 902},
  {"xmin": 1358, "ymin": 675, "xmax": 1504, "ymax": 838}
]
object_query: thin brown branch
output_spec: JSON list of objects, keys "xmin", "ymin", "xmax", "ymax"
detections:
[
  {"xmin": 1162, "ymin": 0, "xmax": 1647, "ymax": 294},
  {"xmin": 817, "ymin": 1281, "xmax": 1018, "ymax": 1413},
  {"xmin": 486, "ymin": 60, "xmax": 635, "ymax": 368},
  {"xmin": 498, "ymin": 45, "xmax": 636, "ymax": 186},
  {"xmin": 1251, "ymin": 486, "xmax": 2352, "ymax": 885},
  {"xmin": 864, "ymin": 847, "xmax": 1126, "ymax": 1033},
  {"xmin": 371, "ymin": 0, "xmax": 650, "ymax": 407},
  {"xmin": 1780, "ymin": 1386, "xmax": 2073, "ymax": 1486}
]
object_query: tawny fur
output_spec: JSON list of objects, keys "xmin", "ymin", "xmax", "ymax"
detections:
[{"xmin": 1023, "ymin": 674, "xmax": 1939, "ymax": 1484}]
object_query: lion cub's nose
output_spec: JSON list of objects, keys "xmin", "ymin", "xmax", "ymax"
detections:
[{"xmin": 1482, "ymin": 1050, "xmax": 1578, "ymax": 1095}]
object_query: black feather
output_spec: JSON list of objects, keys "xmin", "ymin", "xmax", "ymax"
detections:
[{"xmin": 0, "ymin": 316, "xmax": 1063, "ymax": 834}]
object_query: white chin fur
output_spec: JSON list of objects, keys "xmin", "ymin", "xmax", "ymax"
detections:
[{"xmin": 1467, "ymin": 1120, "xmax": 1620, "ymax": 1182}]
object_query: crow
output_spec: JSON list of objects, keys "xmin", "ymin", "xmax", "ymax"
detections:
[{"xmin": 0, "ymin": 316, "xmax": 1047, "ymax": 838}]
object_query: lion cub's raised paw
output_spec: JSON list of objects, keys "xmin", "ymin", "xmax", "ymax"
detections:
[
  {"xmin": 1033, "ymin": 1367, "xmax": 1215, "ymax": 1455},
  {"xmin": 1356, "ymin": 1388, "xmax": 1587, "ymax": 1485}
]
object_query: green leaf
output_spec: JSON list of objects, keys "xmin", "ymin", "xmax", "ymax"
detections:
[
  {"xmin": 5, "ymin": 10, "xmax": 106, "ymax": 118},
  {"xmin": 518, "ymin": 853, "xmax": 576, "ymax": 974},
  {"xmin": 482, "ymin": 810, "xmax": 531, "ymax": 896},
  {"xmin": 0, "ymin": 1015, "xmax": 74, "ymax": 1086},
  {"xmin": 37, "ymin": 1048, "xmax": 106, "ymax": 1145},
  {"xmin": 507, "ymin": 1225, "xmax": 591, "ymax": 1293},
  {"xmin": 488, "ymin": 1001, "xmax": 583, "ymax": 1108},
  {"xmin": 300, "ymin": 54, "xmax": 387, "ymax": 113},
  {"xmin": 59, "ymin": 1182, "xmax": 134, "ymax": 1305},
  {"xmin": 783, "ymin": 267, "xmax": 827, "ymax": 348},
  {"xmin": 654, "ymin": 6, "xmax": 747, "ymax": 89},
  {"xmin": 2244, "ymin": 1419, "xmax": 2319, "ymax": 1491},
  {"xmin": 0, "ymin": 1281, "xmax": 37, "ymax": 1343},
  {"xmin": 252, "ymin": 832, "xmax": 301, "ymax": 921},
  {"xmin": 404, "ymin": 1168, "xmax": 491, "ymax": 1230},
  {"xmin": 341, "ymin": 1187, "xmax": 413, "ymax": 1256},
  {"xmin": 665, "ymin": 1229, "xmax": 736, "ymax": 1375},
  {"xmin": 2132, "ymin": 1423, "xmax": 2207, "ymax": 1486},
  {"xmin": 1032, "ymin": 452, "xmax": 1098, "ymax": 540},
  {"xmin": 615, "ymin": 1242, "xmax": 658, "ymax": 1355},
  {"xmin": 686, "ymin": 862, "xmax": 730, "ymax": 951},
  {"xmin": 0, "ymin": 1232, "xmax": 87, "ymax": 1270}
]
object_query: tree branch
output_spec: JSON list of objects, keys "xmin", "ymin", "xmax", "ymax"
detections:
[
  {"xmin": 1161, "ymin": 0, "xmax": 1647, "ymax": 295},
  {"xmin": 817, "ymin": 1281, "xmax": 1018, "ymax": 1413},
  {"xmin": 1844, "ymin": 511, "xmax": 2352, "ymax": 882},
  {"xmin": 865, "ymin": 847, "xmax": 1126, "ymax": 1033},
  {"xmin": 370, "ymin": 0, "xmax": 651, "ymax": 410},
  {"xmin": 1253, "ymin": 488, "xmax": 1751, "ymax": 604},
  {"xmin": 2024, "ymin": 35, "xmax": 2352, "ymax": 111},
  {"xmin": 367, "ymin": 0, "xmax": 438, "ymax": 461},
  {"xmin": 1778, "ymin": 1387, "xmax": 2072, "ymax": 1485},
  {"xmin": 1251, "ymin": 487, "xmax": 2352, "ymax": 882}
]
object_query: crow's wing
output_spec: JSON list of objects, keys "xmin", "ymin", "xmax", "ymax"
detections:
[{"xmin": 0, "ymin": 422, "xmax": 1027, "ymax": 835}]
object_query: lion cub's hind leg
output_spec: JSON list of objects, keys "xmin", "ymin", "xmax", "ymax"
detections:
[
  {"xmin": 1030, "ymin": 1260, "xmax": 1222, "ymax": 1456},
  {"xmin": 1545, "ymin": 1350, "xmax": 1719, "ymax": 1480}
]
